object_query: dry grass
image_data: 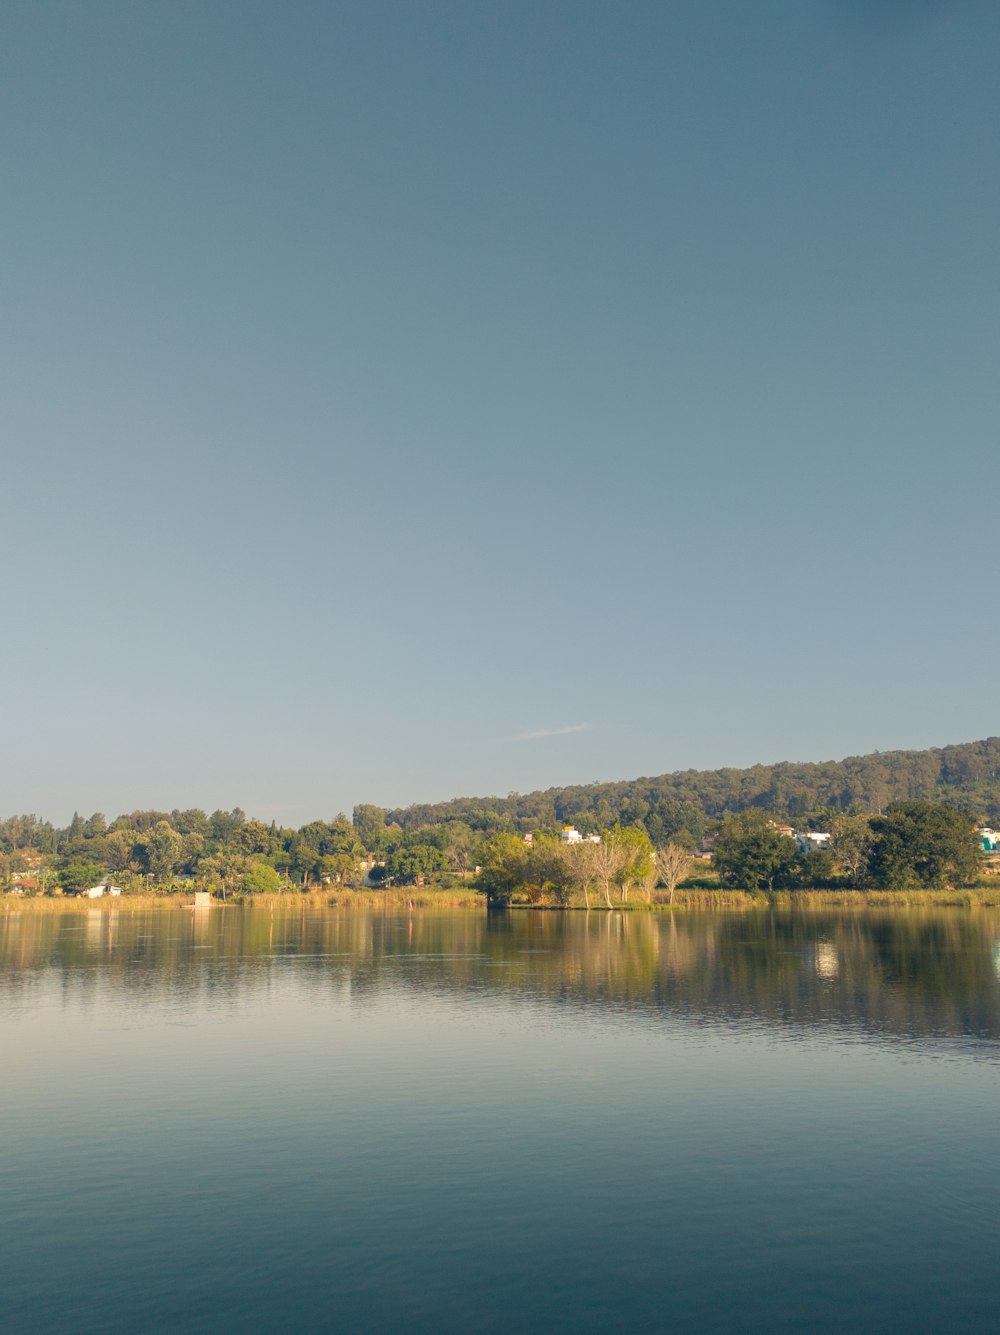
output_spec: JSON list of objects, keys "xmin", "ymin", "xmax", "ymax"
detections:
[
  {"xmin": 0, "ymin": 893, "xmax": 206, "ymax": 913},
  {"xmin": 216, "ymin": 887, "xmax": 485, "ymax": 911},
  {"xmin": 324, "ymin": 886, "xmax": 484, "ymax": 910},
  {"xmin": 767, "ymin": 886, "xmax": 1000, "ymax": 909},
  {"xmin": 8, "ymin": 884, "xmax": 998, "ymax": 915}
]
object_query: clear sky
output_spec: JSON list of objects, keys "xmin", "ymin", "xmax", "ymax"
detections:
[{"xmin": 3, "ymin": 0, "xmax": 998, "ymax": 825}]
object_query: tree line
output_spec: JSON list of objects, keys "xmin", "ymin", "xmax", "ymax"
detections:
[
  {"xmin": 383, "ymin": 737, "xmax": 1000, "ymax": 842},
  {"xmin": 475, "ymin": 801, "xmax": 983, "ymax": 907},
  {"xmin": 0, "ymin": 804, "xmax": 485, "ymax": 897},
  {"xmin": 0, "ymin": 738, "xmax": 993, "ymax": 898}
]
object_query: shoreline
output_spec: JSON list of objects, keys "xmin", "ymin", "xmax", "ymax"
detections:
[{"xmin": 5, "ymin": 886, "xmax": 1000, "ymax": 913}]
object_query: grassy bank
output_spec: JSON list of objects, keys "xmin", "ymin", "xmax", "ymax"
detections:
[
  {"xmin": 0, "ymin": 893, "xmax": 215, "ymax": 913},
  {"xmin": 0, "ymin": 886, "xmax": 485, "ymax": 913},
  {"xmin": 6, "ymin": 884, "xmax": 1000, "ymax": 914}
]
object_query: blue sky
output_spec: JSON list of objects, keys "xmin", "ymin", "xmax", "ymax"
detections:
[{"xmin": 3, "ymin": 1, "xmax": 998, "ymax": 824}]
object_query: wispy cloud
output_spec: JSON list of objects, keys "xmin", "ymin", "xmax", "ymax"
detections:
[{"xmin": 510, "ymin": 722, "xmax": 590, "ymax": 742}]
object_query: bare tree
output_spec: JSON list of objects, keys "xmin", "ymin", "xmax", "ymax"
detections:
[
  {"xmin": 655, "ymin": 843, "xmax": 694, "ymax": 905},
  {"xmin": 572, "ymin": 844, "xmax": 597, "ymax": 909},
  {"xmin": 585, "ymin": 839, "xmax": 623, "ymax": 909}
]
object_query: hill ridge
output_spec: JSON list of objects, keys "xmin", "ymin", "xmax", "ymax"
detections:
[{"xmin": 385, "ymin": 737, "xmax": 1000, "ymax": 841}]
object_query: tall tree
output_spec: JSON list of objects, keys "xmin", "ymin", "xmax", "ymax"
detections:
[
  {"xmin": 353, "ymin": 804, "xmax": 387, "ymax": 854},
  {"xmin": 713, "ymin": 811, "xmax": 799, "ymax": 891},
  {"xmin": 866, "ymin": 802, "xmax": 979, "ymax": 889}
]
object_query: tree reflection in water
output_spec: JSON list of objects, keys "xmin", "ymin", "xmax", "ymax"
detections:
[{"xmin": 3, "ymin": 905, "xmax": 1000, "ymax": 1044}]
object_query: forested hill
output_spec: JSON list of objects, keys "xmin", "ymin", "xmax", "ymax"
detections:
[{"xmin": 386, "ymin": 738, "xmax": 1000, "ymax": 844}]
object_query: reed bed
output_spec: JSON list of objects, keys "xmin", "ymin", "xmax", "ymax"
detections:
[
  {"xmin": 7, "ymin": 884, "xmax": 1000, "ymax": 915},
  {"xmin": 0, "ymin": 893, "xmax": 203, "ymax": 913},
  {"xmin": 323, "ymin": 886, "xmax": 484, "ymax": 910}
]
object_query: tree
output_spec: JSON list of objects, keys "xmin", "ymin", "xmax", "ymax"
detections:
[
  {"xmin": 520, "ymin": 838, "xmax": 575, "ymax": 906},
  {"xmin": 209, "ymin": 809, "xmax": 246, "ymax": 846},
  {"xmin": 384, "ymin": 844, "xmax": 447, "ymax": 886},
  {"xmin": 866, "ymin": 801, "xmax": 979, "ymax": 889},
  {"xmin": 236, "ymin": 820, "xmax": 273, "ymax": 855},
  {"xmin": 105, "ymin": 830, "xmax": 139, "ymax": 874},
  {"xmin": 172, "ymin": 809, "xmax": 210, "ymax": 837},
  {"xmin": 608, "ymin": 825, "xmax": 654, "ymax": 903},
  {"xmin": 713, "ymin": 811, "xmax": 799, "ymax": 891},
  {"xmin": 59, "ymin": 860, "xmax": 107, "ymax": 896},
  {"xmin": 290, "ymin": 837, "xmax": 320, "ymax": 887},
  {"xmin": 585, "ymin": 839, "xmax": 624, "ymax": 909},
  {"xmin": 146, "ymin": 822, "xmax": 183, "ymax": 881},
  {"xmin": 478, "ymin": 835, "xmax": 527, "ymax": 907},
  {"xmin": 241, "ymin": 861, "xmax": 282, "ymax": 895},
  {"xmin": 655, "ymin": 843, "xmax": 693, "ymax": 905},
  {"xmin": 828, "ymin": 814, "xmax": 874, "ymax": 886},
  {"xmin": 317, "ymin": 852, "xmax": 358, "ymax": 886},
  {"xmin": 353, "ymin": 804, "xmax": 387, "ymax": 855}
]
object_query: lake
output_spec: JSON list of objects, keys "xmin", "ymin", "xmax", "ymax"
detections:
[{"xmin": 2, "ymin": 906, "xmax": 999, "ymax": 1334}]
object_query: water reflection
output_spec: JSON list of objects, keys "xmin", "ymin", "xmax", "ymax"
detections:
[{"xmin": 4, "ymin": 906, "xmax": 1000, "ymax": 1047}]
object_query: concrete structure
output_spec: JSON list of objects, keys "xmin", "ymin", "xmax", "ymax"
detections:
[{"xmin": 86, "ymin": 884, "xmax": 122, "ymax": 898}]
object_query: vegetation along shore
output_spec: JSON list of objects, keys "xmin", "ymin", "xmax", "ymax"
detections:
[{"xmin": 3, "ymin": 738, "xmax": 1000, "ymax": 909}]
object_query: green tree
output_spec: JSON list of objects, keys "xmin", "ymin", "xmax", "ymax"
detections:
[
  {"xmin": 105, "ymin": 829, "xmax": 139, "ymax": 874},
  {"xmin": 520, "ymin": 838, "xmax": 575, "ymax": 906},
  {"xmin": 384, "ymin": 844, "xmax": 447, "ymax": 886},
  {"xmin": 353, "ymin": 804, "xmax": 387, "ymax": 855},
  {"xmin": 241, "ymin": 861, "xmax": 282, "ymax": 895},
  {"xmin": 866, "ymin": 801, "xmax": 980, "ymax": 889},
  {"xmin": 146, "ymin": 821, "xmax": 183, "ymax": 881},
  {"xmin": 608, "ymin": 824, "xmax": 654, "ymax": 903},
  {"xmin": 59, "ymin": 860, "xmax": 107, "ymax": 896},
  {"xmin": 713, "ymin": 810, "xmax": 800, "ymax": 891},
  {"xmin": 209, "ymin": 809, "xmax": 246, "ymax": 846},
  {"xmin": 236, "ymin": 820, "xmax": 273, "ymax": 855},
  {"xmin": 828, "ymin": 814, "xmax": 874, "ymax": 886},
  {"xmin": 317, "ymin": 852, "xmax": 358, "ymax": 886},
  {"xmin": 172, "ymin": 809, "xmax": 210, "ymax": 837},
  {"xmin": 477, "ymin": 834, "xmax": 528, "ymax": 907}
]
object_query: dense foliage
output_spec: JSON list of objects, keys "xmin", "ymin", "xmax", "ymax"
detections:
[
  {"xmin": 0, "ymin": 739, "xmax": 995, "ymax": 898},
  {"xmin": 384, "ymin": 737, "xmax": 1000, "ymax": 837}
]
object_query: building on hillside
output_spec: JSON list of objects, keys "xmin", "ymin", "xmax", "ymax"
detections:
[
  {"xmin": 560, "ymin": 827, "xmax": 601, "ymax": 845},
  {"xmin": 86, "ymin": 884, "xmax": 122, "ymax": 899},
  {"xmin": 977, "ymin": 827, "xmax": 999, "ymax": 851},
  {"xmin": 796, "ymin": 831, "xmax": 832, "ymax": 854},
  {"xmin": 8, "ymin": 877, "xmax": 41, "ymax": 895}
]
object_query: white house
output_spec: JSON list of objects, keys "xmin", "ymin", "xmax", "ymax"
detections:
[
  {"xmin": 86, "ymin": 884, "xmax": 122, "ymax": 899},
  {"xmin": 795, "ymin": 831, "xmax": 832, "ymax": 854},
  {"xmin": 560, "ymin": 827, "xmax": 601, "ymax": 845}
]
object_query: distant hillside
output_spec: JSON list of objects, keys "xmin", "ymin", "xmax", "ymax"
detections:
[{"xmin": 386, "ymin": 738, "xmax": 1000, "ymax": 844}]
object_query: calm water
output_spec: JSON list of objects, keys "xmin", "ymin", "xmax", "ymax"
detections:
[{"xmin": 3, "ymin": 906, "xmax": 1000, "ymax": 1334}]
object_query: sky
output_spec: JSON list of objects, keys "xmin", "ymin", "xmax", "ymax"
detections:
[{"xmin": 3, "ymin": 0, "xmax": 998, "ymax": 825}]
